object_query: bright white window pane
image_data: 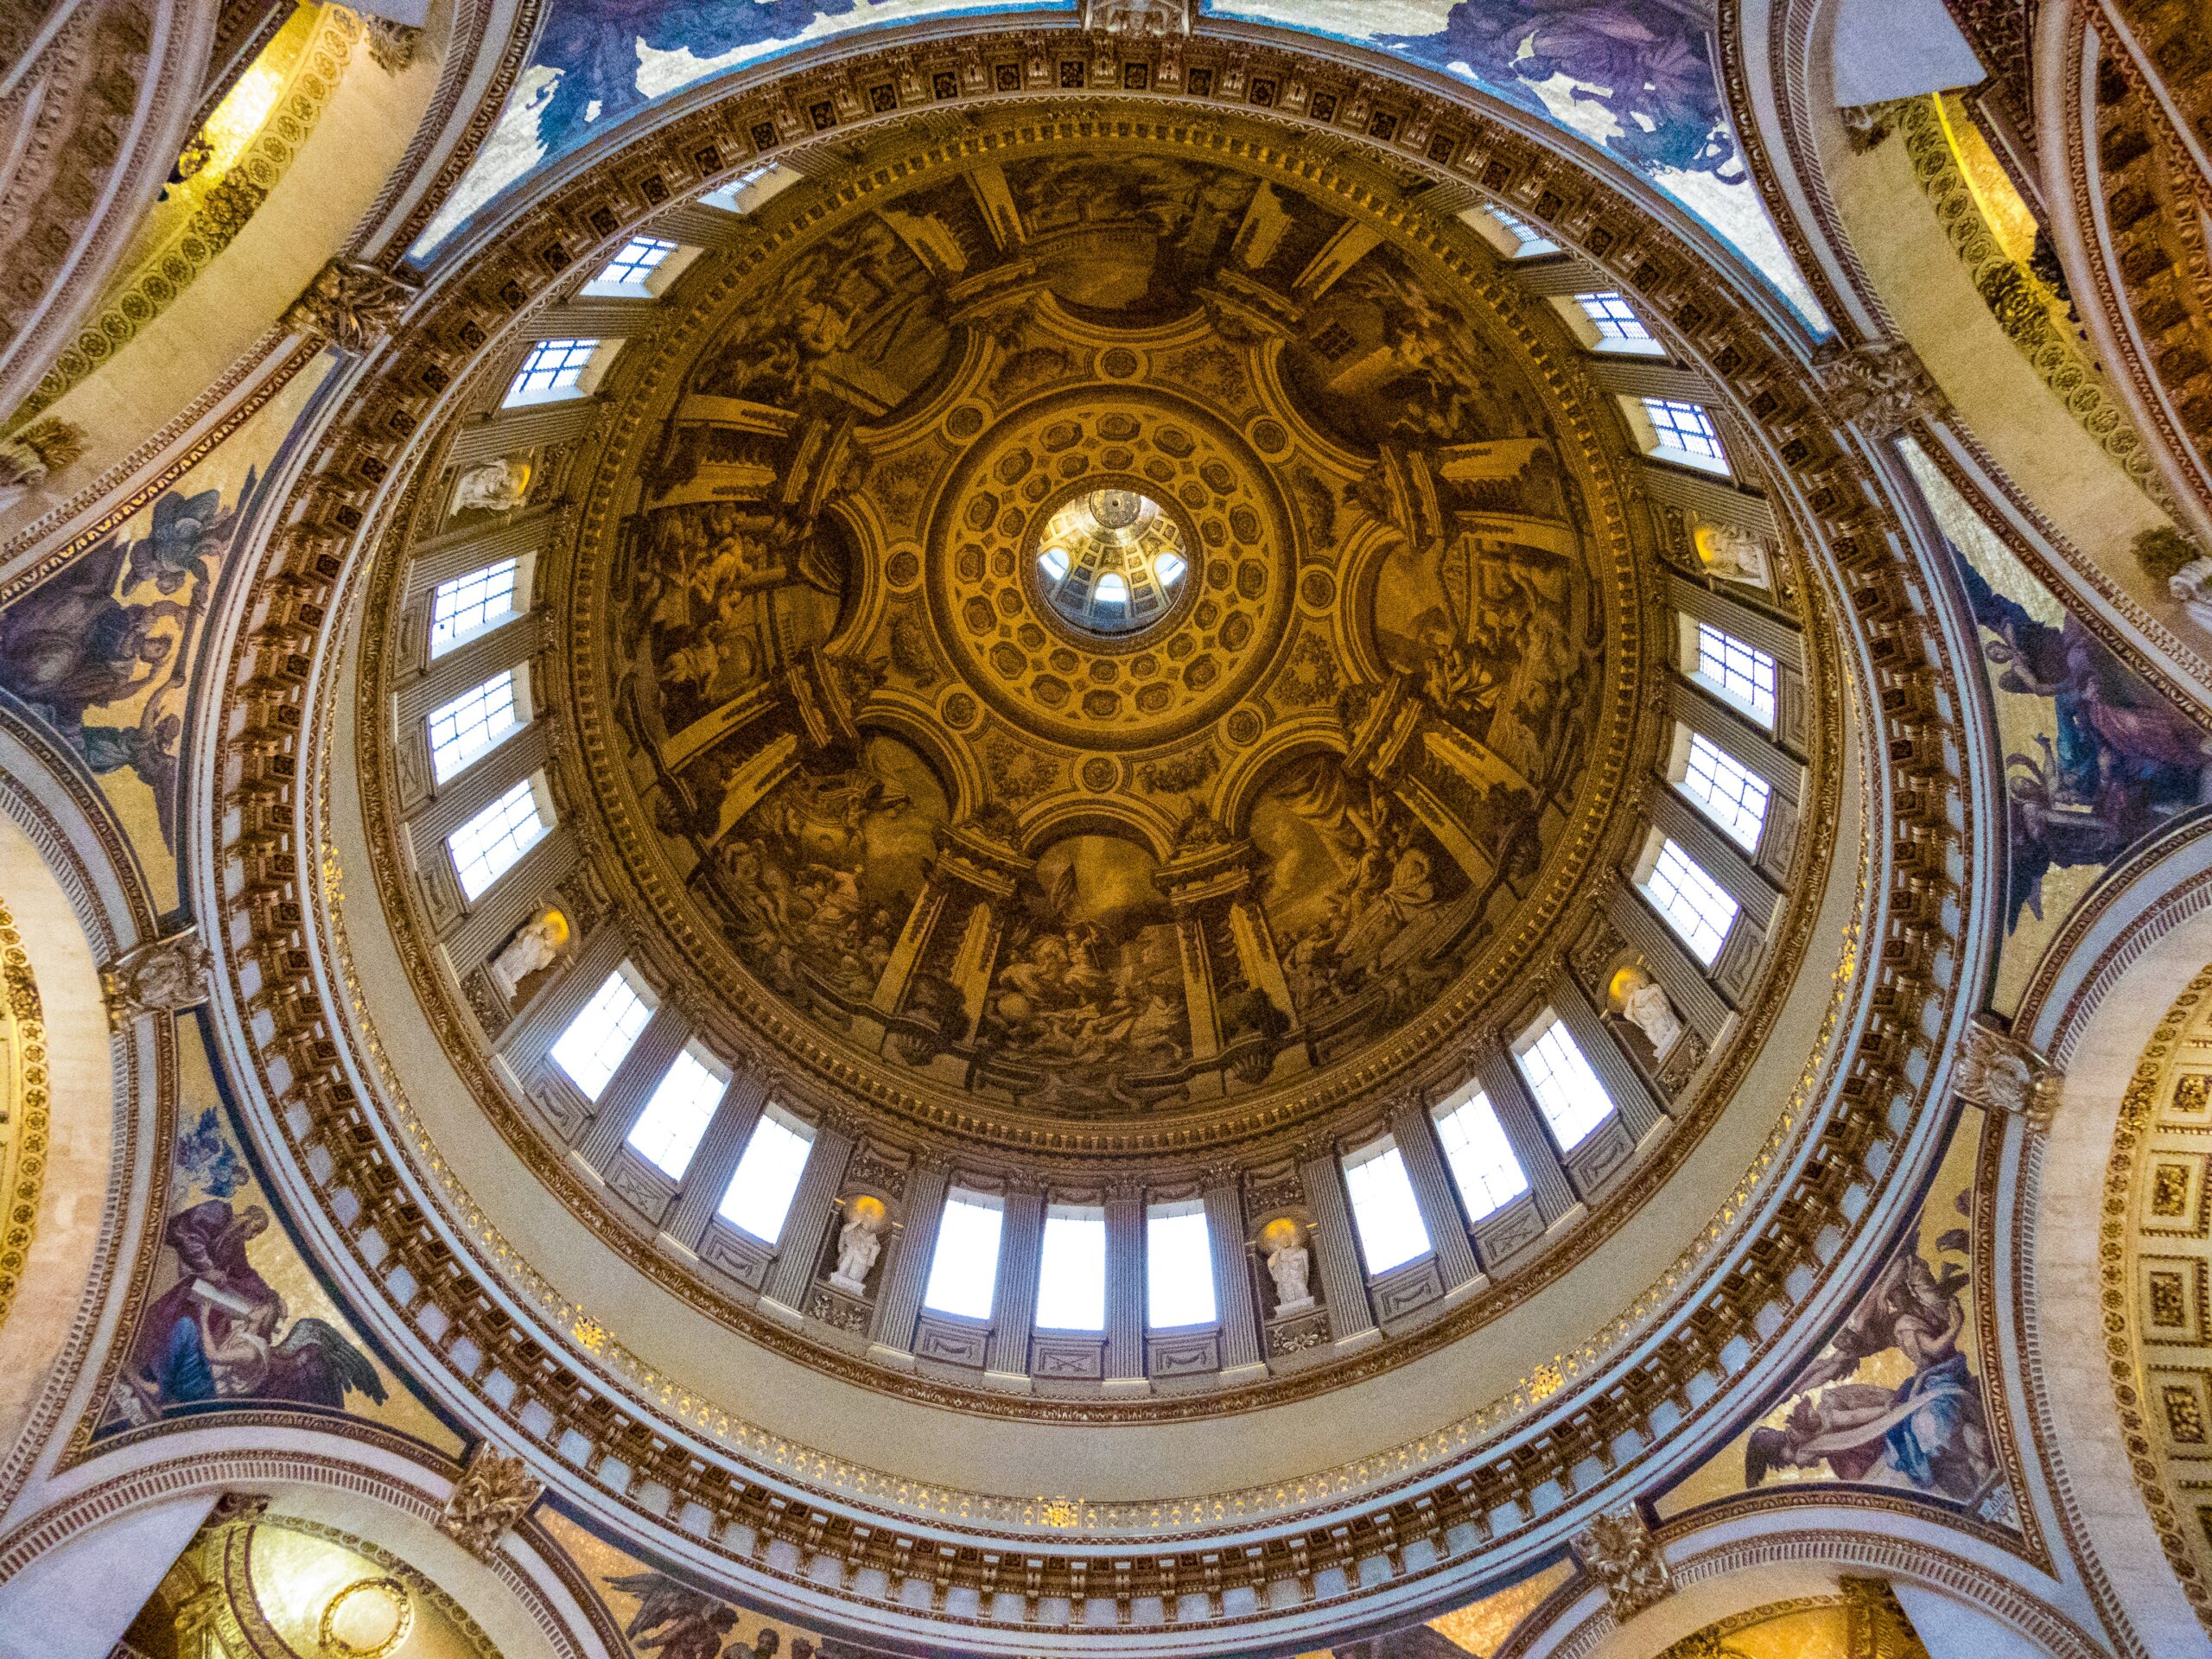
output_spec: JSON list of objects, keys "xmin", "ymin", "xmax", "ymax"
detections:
[
  {"xmin": 548, "ymin": 965, "xmax": 652, "ymax": 1101},
  {"xmin": 1678, "ymin": 731, "xmax": 1770, "ymax": 849},
  {"xmin": 447, "ymin": 775, "xmax": 552, "ymax": 900},
  {"xmin": 1484, "ymin": 205, "xmax": 1559, "ymax": 256},
  {"xmin": 1639, "ymin": 838, "xmax": 1740, "ymax": 966},
  {"xmin": 1516, "ymin": 1012, "xmax": 1615, "ymax": 1150},
  {"xmin": 505, "ymin": 338, "xmax": 599, "ymax": 404},
  {"xmin": 626, "ymin": 1046, "xmax": 725, "ymax": 1178},
  {"xmin": 1576, "ymin": 290, "xmax": 1656, "ymax": 343},
  {"xmin": 428, "ymin": 558, "xmax": 520, "ymax": 657},
  {"xmin": 716, "ymin": 1109, "xmax": 814, "ymax": 1242},
  {"xmin": 1035, "ymin": 1205, "xmax": 1107, "ymax": 1332},
  {"xmin": 1147, "ymin": 1203, "xmax": 1217, "ymax": 1328},
  {"xmin": 1342, "ymin": 1142, "xmax": 1432, "ymax": 1274},
  {"xmin": 1433, "ymin": 1090, "xmax": 1529, "ymax": 1221},
  {"xmin": 594, "ymin": 235, "xmax": 676, "ymax": 289},
  {"xmin": 427, "ymin": 669, "xmax": 523, "ymax": 785},
  {"xmin": 924, "ymin": 1192, "xmax": 1005, "ymax": 1320},
  {"xmin": 1688, "ymin": 622, "xmax": 1778, "ymax": 729},
  {"xmin": 1095, "ymin": 571, "xmax": 1128, "ymax": 608},
  {"xmin": 1039, "ymin": 546, "xmax": 1069, "ymax": 581},
  {"xmin": 1643, "ymin": 397, "xmax": 1728, "ymax": 468}
]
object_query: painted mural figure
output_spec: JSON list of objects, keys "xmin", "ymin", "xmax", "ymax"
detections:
[
  {"xmin": 1956, "ymin": 551, "xmax": 2212, "ymax": 927},
  {"xmin": 1255, "ymin": 759, "xmax": 1471, "ymax": 1055},
  {"xmin": 973, "ymin": 839, "xmax": 1192, "ymax": 1109},
  {"xmin": 1385, "ymin": 0, "xmax": 1742, "ymax": 181},
  {"xmin": 120, "ymin": 1198, "xmax": 388, "ymax": 1415},
  {"xmin": 0, "ymin": 483, "xmax": 241, "ymax": 844},
  {"xmin": 697, "ymin": 741, "xmax": 944, "ymax": 1018},
  {"xmin": 1745, "ymin": 1218, "xmax": 1997, "ymax": 1503}
]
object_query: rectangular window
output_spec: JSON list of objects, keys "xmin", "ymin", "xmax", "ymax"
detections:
[
  {"xmin": 1341, "ymin": 1140, "xmax": 1433, "ymax": 1274},
  {"xmin": 625, "ymin": 1045, "xmax": 726, "ymax": 1178},
  {"xmin": 923, "ymin": 1191, "xmax": 1005, "ymax": 1321},
  {"xmin": 1433, "ymin": 1089, "xmax": 1529, "ymax": 1221},
  {"xmin": 1574, "ymin": 291, "xmax": 1662, "ymax": 353},
  {"xmin": 716, "ymin": 1108, "xmax": 813, "ymax": 1243},
  {"xmin": 591, "ymin": 235, "xmax": 676, "ymax": 290},
  {"xmin": 428, "ymin": 558, "xmax": 520, "ymax": 658},
  {"xmin": 1482, "ymin": 205, "xmax": 1559, "ymax": 257},
  {"xmin": 447, "ymin": 775, "xmax": 552, "ymax": 900},
  {"xmin": 1146, "ymin": 1201, "xmax": 1217, "ymax": 1328},
  {"xmin": 1516, "ymin": 1012, "xmax": 1616, "ymax": 1150},
  {"xmin": 548, "ymin": 964, "xmax": 653, "ymax": 1101},
  {"xmin": 1639, "ymin": 837, "xmax": 1740, "ymax": 966},
  {"xmin": 1688, "ymin": 621, "xmax": 1779, "ymax": 729},
  {"xmin": 505, "ymin": 338, "xmax": 599, "ymax": 405},
  {"xmin": 427, "ymin": 669, "xmax": 524, "ymax": 785},
  {"xmin": 1642, "ymin": 397, "xmax": 1729, "ymax": 471},
  {"xmin": 1678, "ymin": 730, "xmax": 1770, "ymax": 849},
  {"xmin": 1035, "ymin": 1205, "xmax": 1107, "ymax": 1332}
]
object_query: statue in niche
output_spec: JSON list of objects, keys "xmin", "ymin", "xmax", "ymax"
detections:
[
  {"xmin": 1262, "ymin": 1217, "xmax": 1315, "ymax": 1315},
  {"xmin": 452, "ymin": 456, "xmax": 533, "ymax": 514},
  {"xmin": 829, "ymin": 1194, "xmax": 887, "ymax": 1296},
  {"xmin": 1610, "ymin": 965, "xmax": 1684, "ymax": 1061},
  {"xmin": 1694, "ymin": 520, "xmax": 1771, "ymax": 588},
  {"xmin": 490, "ymin": 908, "xmax": 571, "ymax": 1001}
]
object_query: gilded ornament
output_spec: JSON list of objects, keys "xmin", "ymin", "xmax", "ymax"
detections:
[
  {"xmin": 1572, "ymin": 1503, "xmax": 1674, "ymax": 1620},
  {"xmin": 438, "ymin": 1441, "xmax": 545, "ymax": 1558},
  {"xmin": 284, "ymin": 258, "xmax": 419, "ymax": 355}
]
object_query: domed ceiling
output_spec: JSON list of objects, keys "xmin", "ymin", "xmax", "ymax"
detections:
[
  {"xmin": 241, "ymin": 48, "xmax": 1938, "ymax": 1650},
  {"xmin": 573, "ymin": 143, "xmax": 1635, "ymax": 1140}
]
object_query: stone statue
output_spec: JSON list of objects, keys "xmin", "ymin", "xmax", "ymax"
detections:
[
  {"xmin": 452, "ymin": 456, "xmax": 533, "ymax": 515},
  {"xmin": 1610, "ymin": 966, "xmax": 1684, "ymax": 1060},
  {"xmin": 0, "ymin": 419, "xmax": 83, "ymax": 513},
  {"xmin": 437, "ymin": 1441, "xmax": 543, "ymax": 1560},
  {"xmin": 1693, "ymin": 520, "xmax": 1771, "ymax": 588},
  {"xmin": 283, "ymin": 257, "xmax": 419, "ymax": 355},
  {"xmin": 1261, "ymin": 1217, "xmax": 1314, "ymax": 1315},
  {"xmin": 828, "ymin": 1194, "xmax": 887, "ymax": 1296},
  {"xmin": 491, "ymin": 909, "xmax": 571, "ymax": 1000},
  {"xmin": 2168, "ymin": 556, "xmax": 2212, "ymax": 635},
  {"xmin": 1571, "ymin": 1503, "xmax": 1674, "ymax": 1621},
  {"xmin": 102, "ymin": 925, "xmax": 212, "ymax": 1027}
]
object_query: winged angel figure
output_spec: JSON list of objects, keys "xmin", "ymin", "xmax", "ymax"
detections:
[{"xmin": 607, "ymin": 1573, "xmax": 828, "ymax": 1659}]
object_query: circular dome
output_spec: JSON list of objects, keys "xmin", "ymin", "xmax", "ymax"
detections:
[
  {"xmin": 1033, "ymin": 485, "xmax": 1191, "ymax": 638},
  {"xmin": 245, "ymin": 55, "xmax": 1929, "ymax": 1657}
]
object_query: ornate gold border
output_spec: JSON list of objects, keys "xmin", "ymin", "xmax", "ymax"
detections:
[
  {"xmin": 11, "ymin": 3, "xmax": 361, "ymax": 424},
  {"xmin": 0, "ymin": 893, "xmax": 50, "ymax": 1338},
  {"xmin": 2096, "ymin": 961, "xmax": 2212, "ymax": 1637}
]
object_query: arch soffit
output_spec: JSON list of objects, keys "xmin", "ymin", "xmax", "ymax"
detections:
[
  {"xmin": 0, "ymin": 1424, "xmax": 619, "ymax": 1659},
  {"xmin": 1492, "ymin": 1498, "xmax": 2105, "ymax": 1659}
]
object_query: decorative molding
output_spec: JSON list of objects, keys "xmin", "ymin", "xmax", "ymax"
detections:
[
  {"xmin": 1953, "ymin": 1014, "xmax": 2062, "ymax": 1128},
  {"xmin": 99, "ymin": 925, "xmax": 212, "ymax": 1027},
  {"xmin": 1810, "ymin": 338, "xmax": 1951, "ymax": 439},
  {"xmin": 435, "ymin": 1441, "xmax": 544, "ymax": 1560},
  {"xmin": 1571, "ymin": 1503, "xmax": 1674, "ymax": 1622},
  {"xmin": 283, "ymin": 259, "xmax": 421, "ymax": 356}
]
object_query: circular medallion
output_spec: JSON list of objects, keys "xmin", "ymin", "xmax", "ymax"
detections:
[{"xmin": 926, "ymin": 388, "xmax": 1295, "ymax": 750}]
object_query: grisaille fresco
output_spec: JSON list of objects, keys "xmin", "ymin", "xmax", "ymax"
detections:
[{"xmin": 601, "ymin": 155, "xmax": 1607, "ymax": 1116}]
